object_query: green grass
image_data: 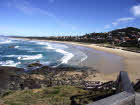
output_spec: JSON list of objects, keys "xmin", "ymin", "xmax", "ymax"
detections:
[
  {"xmin": 1, "ymin": 90, "xmax": 14, "ymax": 98},
  {"xmin": 0, "ymin": 86, "xmax": 115, "ymax": 105},
  {"xmin": 0, "ymin": 86, "xmax": 88, "ymax": 105}
]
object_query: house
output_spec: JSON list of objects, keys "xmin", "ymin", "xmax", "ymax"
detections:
[
  {"xmin": 138, "ymin": 38, "xmax": 140, "ymax": 48},
  {"xmin": 114, "ymin": 39, "xmax": 121, "ymax": 44},
  {"xmin": 123, "ymin": 37, "xmax": 131, "ymax": 42},
  {"xmin": 138, "ymin": 38, "xmax": 140, "ymax": 42}
]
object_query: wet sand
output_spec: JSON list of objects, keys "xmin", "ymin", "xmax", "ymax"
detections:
[
  {"xmin": 65, "ymin": 44, "xmax": 124, "ymax": 74},
  {"xmin": 14, "ymin": 38, "xmax": 140, "ymax": 82},
  {"xmin": 54, "ymin": 41, "xmax": 140, "ymax": 82}
]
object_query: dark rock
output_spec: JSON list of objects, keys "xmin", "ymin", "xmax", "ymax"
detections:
[
  {"xmin": 0, "ymin": 67, "xmax": 24, "ymax": 94},
  {"xmin": 8, "ymin": 46, "xmax": 15, "ymax": 48},
  {"xmin": 28, "ymin": 63, "xmax": 42, "ymax": 67},
  {"xmin": 0, "ymin": 65, "xmax": 115, "ymax": 97},
  {"xmin": 23, "ymin": 79, "xmax": 41, "ymax": 89}
]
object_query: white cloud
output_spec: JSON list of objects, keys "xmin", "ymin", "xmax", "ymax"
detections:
[
  {"xmin": 4, "ymin": 0, "xmax": 77, "ymax": 33},
  {"xmin": 5, "ymin": 0, "xmax": 58, "ymax": 22},
  {"xmin": 104, "ymin": 4, "xmax": 138, "ymax": 29},
  {"xmin": 112, "ymin": 22, "xmax": 118, "ymax": 26},
  {"xmin": 104, "ymin": 17, "xmax": 135, "ymax": 29},
  {"xmin": 104, "ymin": 25, "xmax": 111, "ymax": 29},
  {"xmin": 112, "ymin": 17, "xmax": 135, "ymax": 26},
  {"xmin": 131, "ymin": 4, "xmax": 140, "ymax": 16},
  {"xmin": 117, "ymin": 17, "xmax": 135, "ymax": 22},
  {"xmin": 8, "ymin": 0, "xmax": 55, "ymax": 17}
]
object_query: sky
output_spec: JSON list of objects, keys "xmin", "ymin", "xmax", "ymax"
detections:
[{"xmin": 0, "ymin": 0, "xmax": 140, "ymax": 36}]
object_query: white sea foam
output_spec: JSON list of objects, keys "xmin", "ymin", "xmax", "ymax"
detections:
[
  {"xmin": 36, "ymin": 41, "xmax": 50, "ymax": 46},
  {"xmin": 36, "ymin": 41, "xmax": 68, "ymax": 49},
  {"xmin": 15, "ymin": 46, "xmax": 20, "ymax": 48},
  {"xmin": 36, "ymin": 42, "xmax": 56, "ymax": 50},
  {"xmin": 17, "ymin": 47, "xmax": 33, "ymax": 51},
  {"xmin": 80, "ymin": 55, "xmax": 88, "ymax": 62},
  {"xmin": 0, "ymin": 60, "xmax": 21, "ymax": 67},
  {"xmin": 30, "ymin": 41, "xmax": 74, "ymax": 64},
  {"xmin": 0, "ymin": 40, "xmax": 12, "ymax": 44},
  {"xmin": 5, "ymin": 55, "xmax": 16, "ymax": 57},
  {"xmin": 28, "ymin": 51, "xmax": 43, "ymax": 53},
  {"xmin": 45, "ymin": 45, "xmax": 74, "ymax": 64},
  {"xmin": 60, "ymin": 52, "xmax": 74, "ymax": 64},
  {"xmin": 19, "ymin": 54, "xmax": 43, "ymax": 60},
  {"xmin": 46, "ymin": 44, "xmax": 55, "ymax": 50},
  {"xmin": 5, "ymin": 54, "xmax": 43, "ymax": 60},
  {"xmin": 78, "ymin": 51, "xmax": 88, "ymax": 62},
  {"xmin": 50, "ymin": 43, "xmax": 68, "ymax": 49}
]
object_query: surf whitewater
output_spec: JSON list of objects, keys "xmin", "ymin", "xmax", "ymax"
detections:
[{"xmin": 0, "ymin": 36, "xmax": 88, "ymax": 69}]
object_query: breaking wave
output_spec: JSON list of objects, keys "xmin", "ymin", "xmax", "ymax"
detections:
[
  {"xmin": 0, "ymin": 40, "xmax": 12, "ymax": 44},
  {"xmin": 0, "ymin": 60, "xmax": 21, "ymax": 67},
  {"xmin": 5, "ymin": 54, "xmax": 43, "ymax": 60},
  {"xmin": 55, "ymin": 49, "xmax": 74, "ymax": 64},
  {"xmin": 0, "ymin": 38, "xmax": 88, "ymax": 68},
  {"xmin": 45, "ymin": 44, "xmax": 74, "ymax": 64}
]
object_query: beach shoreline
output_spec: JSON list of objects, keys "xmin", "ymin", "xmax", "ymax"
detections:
[{"xmin": 14, "ymin": 38, "xmax": 140, "ymax": 82}]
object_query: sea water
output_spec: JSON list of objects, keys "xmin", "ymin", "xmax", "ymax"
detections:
[
  {"xmin": 0, "ymin": 36, "xmax": 87, "ymax": 68},
  {"xmin": 0, "ymin": 36, "xmax": 124, "ymax": 73}
]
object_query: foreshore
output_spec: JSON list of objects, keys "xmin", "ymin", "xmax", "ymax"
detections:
[{"xmin": 14, "ymin": 38, "xmax": 140, "ymax": 82}]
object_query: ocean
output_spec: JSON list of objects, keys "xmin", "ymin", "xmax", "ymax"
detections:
[
  {"xmin": 0, "ymin": 36, "xmax": 87, "ymax": 68},
  {"xmin": 0, "ymin": 36, "xmax": 124, "ymax": 73}
]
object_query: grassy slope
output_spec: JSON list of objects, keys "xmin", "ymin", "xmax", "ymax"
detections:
[
  {"xmin": 0, "ymin": 86, "xmax": 88, "ymax": 105},
  {"xmin": 0, "ymin": 86, "xmax": 114, "ymax": 105}
]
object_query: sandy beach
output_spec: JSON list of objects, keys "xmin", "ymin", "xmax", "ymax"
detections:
[
  {"xmin": 55, "ymin": 41, "xmax": 140, "ymax": 82},
  {"xmin": 15, "ymin": 38, "xmax": 140, "ymax": 82}
]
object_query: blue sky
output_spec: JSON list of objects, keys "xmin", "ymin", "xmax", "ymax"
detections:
[{"xmin": 0, "ymin": 0, "xmax": 140, "ymax": 36}]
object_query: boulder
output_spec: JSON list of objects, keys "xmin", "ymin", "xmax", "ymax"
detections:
[
  {"xmin": 28, "ymin": 63, "xmax": 42, "ymax": 67},
  {"xmin": 8, "ymin": 46, "xmax": 15, "ymax": 48}
]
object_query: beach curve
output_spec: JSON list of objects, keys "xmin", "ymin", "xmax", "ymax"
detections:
[{"xmin": 14, "ymin": 38, "xmax": 140, "ymax": 82}]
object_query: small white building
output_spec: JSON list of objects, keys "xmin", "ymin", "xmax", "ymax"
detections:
[{"xmin": 138, "ymin": 38, "xmax": 140, "ymax": 42}]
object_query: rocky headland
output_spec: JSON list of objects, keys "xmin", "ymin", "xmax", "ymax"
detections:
[
  {"xmin": 0, "ymin": 63, "xmax": 106, "ymax": 94},
  {"xmin": 0, "ymin": 63, "xmax": 140, "ymax": 105},
  {"xmin": 0, "ymin": 63, "xmax": 118, "ymax": 105}
]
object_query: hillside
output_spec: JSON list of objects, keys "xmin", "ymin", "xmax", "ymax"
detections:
[
  {"xmin": 0, "ymin": 86, "xmax": 115, "ymax": 105},
  {"xmin": 110, "ymin": 27, "xmax": 140, "ymax": 33}
]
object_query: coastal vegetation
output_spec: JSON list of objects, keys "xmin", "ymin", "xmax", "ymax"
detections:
[
  {"xmin": 0, "ymin": 86, "xmax": 115, "ymax": 105},
  {"xmin": 15, "ymin": 27, "xmax": 140, "ymax": 52},
  {"xmin": 0, "ymin": 62, "xmax": 140, "ymax": 105},
  {"xmin": 0, "ymin": 64, "xmax": 116, "ymax": 105},
  {"xmin": 0, "ymin": 64, "xmax": 140, "ymax": 105}
]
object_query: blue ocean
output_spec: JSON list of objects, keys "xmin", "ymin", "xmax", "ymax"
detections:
[
  {"xmin": 0, "ymin": 36, "xmax": 87, "ymax": 68},
  {"xmin": 0, "ymin": 36, "xmax": 124, "ymax": 73}
]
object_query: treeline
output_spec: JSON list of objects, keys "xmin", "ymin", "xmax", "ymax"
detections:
[{"xmin": 13, "ymin": 27, "xmax": 140, "ymax": 47}]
